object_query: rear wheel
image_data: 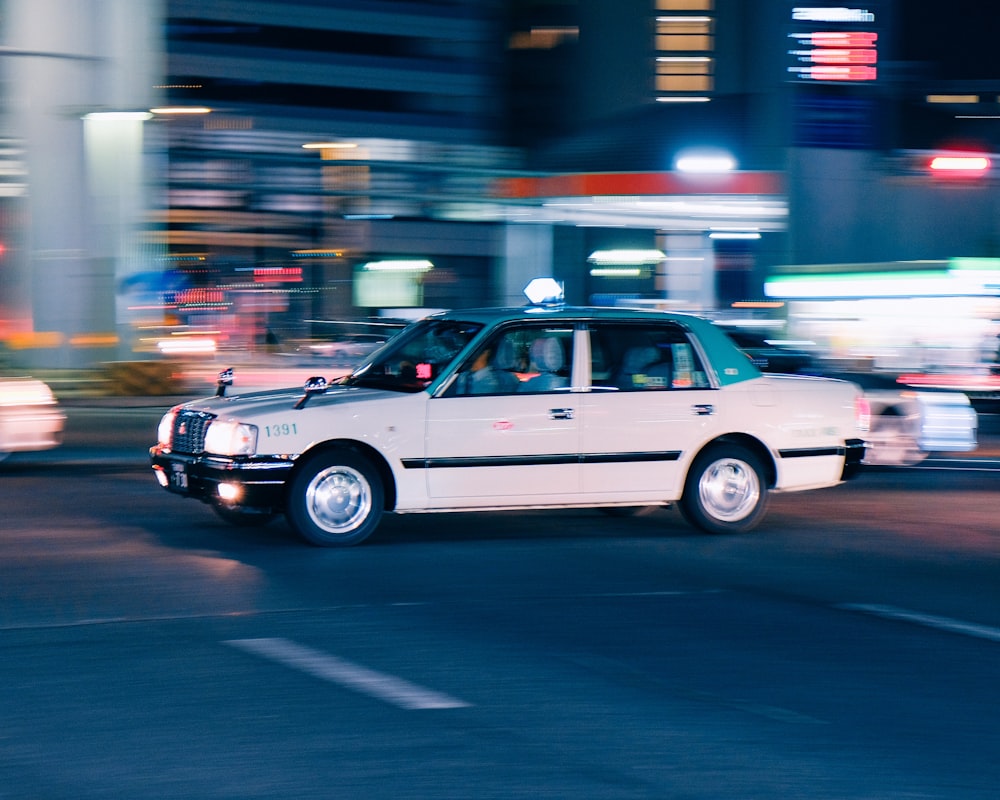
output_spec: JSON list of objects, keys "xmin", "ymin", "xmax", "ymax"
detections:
[
  {"xmin": 679, "ymin": 444, "xmax": 768, "ymax": 534},
  {"xmin": 286, "ymin": 450, "xmax": 383, "ymax": 547}
]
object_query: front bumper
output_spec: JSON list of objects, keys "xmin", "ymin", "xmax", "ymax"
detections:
[{"xmin": 150, "ymin": 446, "xmax": 295, "ymax": 511}]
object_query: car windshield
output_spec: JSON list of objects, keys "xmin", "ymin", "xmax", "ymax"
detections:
[{"xmin": 341, "ymin": 318, "xmax": 483, "ymax": 393}]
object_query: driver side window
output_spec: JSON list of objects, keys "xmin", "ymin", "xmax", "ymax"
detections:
[{"xmin": 448, "ymin": 325, "xmax": 574, "ymax": 396}]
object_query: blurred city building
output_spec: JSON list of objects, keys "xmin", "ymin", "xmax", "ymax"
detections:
[{"xmin": 0, "ymin": 0, "xmax": 998, "ymax": 376}]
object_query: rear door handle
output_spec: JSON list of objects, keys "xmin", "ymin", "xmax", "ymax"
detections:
[
  {"xmin": 549, "ymin": 407, "xmax": 574, "ymax": 420},
  {"xmin": 692, "ymin": 404, "xmax": 714, "ymax": 416}
]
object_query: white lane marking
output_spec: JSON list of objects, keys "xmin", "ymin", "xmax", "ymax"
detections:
[
  {"xmin": 225, "ymin": 637, "xmax": 471, "ymax": 710},
  {"xmin": 912, "ymin": 461, "xmax": 1000, "ymax": 472},
  {"xmin": 837, "ymin": 604, "xmax": 1000, "ymax": 643}
]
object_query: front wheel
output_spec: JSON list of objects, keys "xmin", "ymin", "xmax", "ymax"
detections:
[
  {"xmin": 679, "ymin": 444, "xmax": 768, "ymax": 534},
  {"xmin": 286, "ymin": 450, "xmax": 384, "ymax": 547}
]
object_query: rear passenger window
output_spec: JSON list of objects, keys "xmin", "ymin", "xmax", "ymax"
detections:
[{"xmin": 589, "ymin": 322, "xmax": 709, "ymax": 391}]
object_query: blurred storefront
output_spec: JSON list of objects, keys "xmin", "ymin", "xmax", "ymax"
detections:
[{"xmin": 765, "ymin": 258, "xmax": 1000, "ymax": 372}]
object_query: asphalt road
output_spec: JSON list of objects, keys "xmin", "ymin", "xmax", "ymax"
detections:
[
  {"xmin": 1, "ymin": 404, "xmax": 998, "ymax": 799},
  {"xmin": 0, "ymin": 402, "xmax": 1000, "ymax": 800}
]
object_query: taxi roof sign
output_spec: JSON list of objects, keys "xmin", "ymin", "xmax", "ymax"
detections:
[{"xmin": 523, "ymin": 277, "xmax": 564, "ymax": 306}]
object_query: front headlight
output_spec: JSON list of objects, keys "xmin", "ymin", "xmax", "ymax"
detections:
[
  {"xmin": 204, "ymin": 419, "xmax": 258, "ymax": 456},
  {"xmin": 157, "ymin": 409, "xmax": 177, "ymax": 447}
]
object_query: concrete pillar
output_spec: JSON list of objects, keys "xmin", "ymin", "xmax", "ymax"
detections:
[
  {"xmin": 501, "ymin": 224, "xmax": 554, "ymax": 306},
  {"xmin": 2, "ymin": 0, "xmax": 162, "ymax": 368},
  {"xmin": 659, "ymin": 232, "xmax": 716, "ymax": 311}
]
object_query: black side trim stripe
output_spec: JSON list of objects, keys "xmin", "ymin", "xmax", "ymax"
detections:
[
  {"xmin": 777, "ymin": 446, "xmax": 845, "ymax": 459},
  {"xmin": 580, "ymin": 451, "xmax": 681, "ymax": 465},
  {"xmin": 401, "ymin": 451, "xmax": 681, "ymax": 470}
]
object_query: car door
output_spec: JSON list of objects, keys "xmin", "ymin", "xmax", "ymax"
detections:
[
  {"xmin": 424, "ymin": 322, "xmax": 582, "ymax": 501},
  {"xmin": 579, "ymin": 321, "xmax": 721, "ymax": 499}
]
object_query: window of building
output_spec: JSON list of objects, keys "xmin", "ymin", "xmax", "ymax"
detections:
[
  {"xmin": 652, "ymin": 3, "xmax": 715, "ymax": 101},
  {"xmin": 656, "ymin": 57, "xmax": 714, "ymax": 93},
  {"xmin": 656, "ymin": 0, "xmax": 713, "ymax": 9},
  {"xmin": 655, "ymin": 17, "xmax": 714, "ymax": 53}
]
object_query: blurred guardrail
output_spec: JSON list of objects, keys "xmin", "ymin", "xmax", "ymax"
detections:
[{"xmin": 35, "ymin": 362, "xmax": 183, "ymax": 398}]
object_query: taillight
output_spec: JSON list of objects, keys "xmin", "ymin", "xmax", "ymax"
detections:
[{"xmin": 855, "ymin": 395, "xmax": 871, "ymax": 433}]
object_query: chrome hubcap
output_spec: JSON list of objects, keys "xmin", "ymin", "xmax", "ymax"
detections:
[
  {"xmin": 698, "ymin": 457, "xmax": 760, "ymax": 522},
  {"xmin": 305, "ymin": 465, "xmax": 372, "ymax": 534}
]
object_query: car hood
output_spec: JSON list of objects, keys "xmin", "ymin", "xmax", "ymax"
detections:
[{"xmin": 176, "ymin": 384, "xmax": 402, "ymax": 418}]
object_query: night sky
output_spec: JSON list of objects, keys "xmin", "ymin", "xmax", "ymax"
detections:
[{"xmin": 896, "ymin": 0, "xmax": 1000, "ymax": 80}]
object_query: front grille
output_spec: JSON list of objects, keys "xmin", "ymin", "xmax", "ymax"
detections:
[{"xmin": 171, "ymin": 409, "xmax": 215, "ymax": 454}]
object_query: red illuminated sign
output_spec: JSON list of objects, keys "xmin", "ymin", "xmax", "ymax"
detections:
[
  {"xmin": 800, "ymin": 48, "xmax": 877, "ymax": 65},
  {"xmin": 253, "ymin": 267, "xmax": 303, "ymax": 283},
  {"xmin": 788, "ymin": 6, "xmax": 879, "ymax": 83},
  {"xmin": 803, "ymin": 31, "xmax": 877, "ymax": 48},
  {"xmin": 808, "ymin": 65, "xmax": 877, "ymax": 81}
]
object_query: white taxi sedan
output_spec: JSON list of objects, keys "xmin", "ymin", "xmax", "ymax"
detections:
[{"xmin": 151, "ymin": 306, "xmax": 866, "ymax": 546}]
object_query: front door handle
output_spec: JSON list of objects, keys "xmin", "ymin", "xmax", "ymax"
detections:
[
  {"xmin": 692, "ymin": 403, "xmax": 714, "ymax": 416},
  {"xmin": 549, "ymin": 407, "xmax": 574, "ymax": 420}
]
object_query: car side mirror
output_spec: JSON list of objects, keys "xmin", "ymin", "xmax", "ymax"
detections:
[
  {"xmin": 216, "ymin": 368, "xmax": 234, "ymax": 397},
  {"xmin": 295, "ymin": 376, "xmax": 328, "ymax": 409}
]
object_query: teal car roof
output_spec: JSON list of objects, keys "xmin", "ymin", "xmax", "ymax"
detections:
[{"xmin": 427, "ymin": 305, "xmax": 761, "ymax": 387}]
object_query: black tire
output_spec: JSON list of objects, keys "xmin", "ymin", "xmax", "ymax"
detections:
[
  {"xmin": 286, "ymin": 449, "xmax": 383, "ymax": 547},
  {"xmin": 679, "ymin": 444, "xmax": 769, "ymax": 534},
  {"xmin": 212, "ymin": 503, "xmax": 276, "ymax": 527}
]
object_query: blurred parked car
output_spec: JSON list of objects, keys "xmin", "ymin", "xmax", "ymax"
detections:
[
  {"xmin": 0, "ymin": 377, "xmax": 65, "ymax": 460},
  {"xmin": 820, "ymin": 371, "xmax": 977, "ymax": 466},
  {"xmin": 719, "ymin": 328, "xmax": 978, "ymax": 466}
]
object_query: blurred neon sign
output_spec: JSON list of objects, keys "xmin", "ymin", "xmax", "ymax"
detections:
[
  {"xmin": 253, "ymin": 267, "xmax": 303, "ymax": 283},
  {"xmin": 792, "ymin": 7, "xmax": 875, "ymax": 23},
  {"xmin": 791, "ymin": 31, "xmax": 877, "ymax": 48},
  {"xmin": 800, "ymin": 48, "xmax": 877, "ymax": 65},
  {"xmin": 794, "ymin": 65, "xmax": 877, "ymax": 81},
  {"xmin": 788, "ymin": 6, "xmax": 878, "ymax": 83}
]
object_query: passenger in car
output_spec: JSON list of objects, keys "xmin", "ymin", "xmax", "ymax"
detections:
[
  {"xmin": 518, "ymin": 337, "xmax": 568, "ymax": 392},
  {"xmin": 616, "ymin": 345, "xmax": 672, "ymax": 390},
  {"xmin": 461, "ymin": 339, "xmax": 521, "ymax": 395}
]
